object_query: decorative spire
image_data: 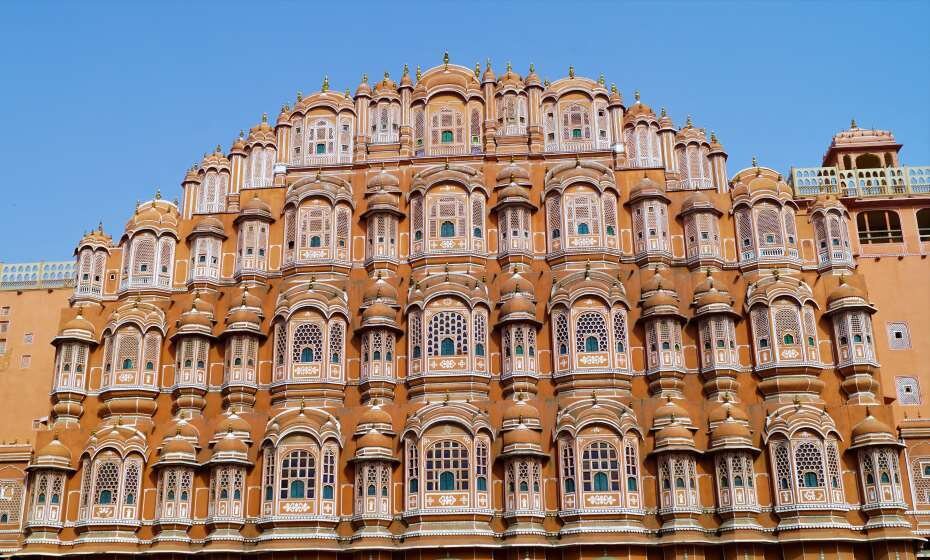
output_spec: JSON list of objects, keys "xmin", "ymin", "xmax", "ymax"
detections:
[
  {"xmin": 362, "ymin": 73, "xmax": 368, "ymax": 83},
  {"xmin": 261, "ymin": 112, "xmax": 268, "ymax": 123},
  {"xmin": 543, "ymin": 78, "xmax": 550, "ymax": 87},
  {"xmin": 506, "ymin": 60, "xmax": 512, "ymax": 73},
  {"xmin": 238, "ymin": 129, "xmax": 244, "ymax": 139},
  {"xmin": 528, "ymin": 62, "xmax": 535, "ymax": 73},
  {"xmin": 660, "ymin": 107, "xmax": 667, "ymax": 117},
  {"xmin": 610, "ymin": 83, "xmax": 618, "ymax": 94},
  {"xmin": 296, "ymin": 90, "xmax": 302, "ymax": 102},
  {"xmin": 416, "ymin": 65, "xmax": 422, "ymax": 81},
  {"xmin": 215, "ymin": 144, "xmax": 222, "ymax": 153},
  {"xmin": 155, "ymin": 189, "xmax": 162, "ymax": 200},
  {"xmin": 568, "ymin": 65, "xmax": 575, "ymax": 79},
  {"xmin": 344, "ymin": 88, "xmax": 350, "ymax": 98},
  {"xmin": 710, "ymin": 130, "xmax": 718, "ymax": 143},
  {"xmin": 321, "ymin": 75, "xmax": 329, "ymax": 92},
  {"xmin": 443, "ymin": 51, "xmax": 449, "ymax": 67},
  {"xmin": 752, "ymin": 155, "xmax": 758, "ymax": 167},
  {"xmin": 402, "ymin": 63, "xmax": 409, "ymax": 77},
  {"xmin": 474, "ymin": 62, "xmax": 480, "ymax": 78},
  {"xmin": 634, "ymin": 89, "xmax": 641, "ymax": 102},
  {"xmin": 598, "ymin": 72, "xmax": 605, "ymax": 85},
  {"xmin": 851, "ymin": 118, "xmax": 858, "ymax": 128},
  {"xmin": 685, "ymin": 115, "xmax": 693, "ymax": 127}
]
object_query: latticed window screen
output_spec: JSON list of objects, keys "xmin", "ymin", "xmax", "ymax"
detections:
[
  {"xmin": 612, "ymin": 310, "xmax": 628, "ymax": 353},
  {"xmin": 575, "ymin": 312, "xmax": 608, "ymax": 352},
  {"xmin": 581, "ymin": 441, "xmax": 620, "ymax": 492},
  {"xmin": 291, "ymin": 323, "xmax": 323, "ymax": 363},
  {"xmin": 409, "ymin": 312, "xmax": 422, "ymax": 358},
  {"xmin": 425, "ymin": 440, "xmax": 469, "ymax": 492},
  {"xmin": 560, "ymin": 440, "xmax": 576, "ymax": 492},
  {"xmin": 93, "ymin": 459, "xmax": 120, "ymax": 505},
  {"xmin": 794, "ymin": 440, "xmax": 825, "ymax": 488},
  {"xmin": 546, "ymin": 195, "xmax": 562, "ymax": 244},
  {"xmin": 624, "ymin": 438, "xmax": 639, "ymax": 491},
  {"xmin": 774, "ymin": 304, "xmax": 801, "ymax": 348},
  {"xmin": 336, "ymin": 207, "xmax": 350, "ymax": 250},
  {"xmin": 756, "ymin": 205, "xmax": 783, "ymax": 246},
  {"xmin": 427, "ymin": 311, "xmax": 469, "ymax": 357},
  {"xmin": 473, "ymin": 311, "xmax": 487, "ymax": 356},
  {"xmin": 430, "ymin": 108, "xmax": 464, "ymax": 145},
  {"xmin": 566, "ymin": 195, "xmax": 600, "ymax": 236},
  {"xmin": 554, "ymin": 311, "xmax": 569, "ymax": 358},
  {"xmin": 887, "ymin": 322, "xmax": 911, "ymax": 350},
  {"xmin": 328, "ymin": 321, "xmax": 344, "ymax": 365},
  {"xmin": 471, "ymin": 196, "xmax": 484, "ymax": 239},
  {"xmin": 911, "ymin": 458, "xmax": 930, "ymax": 504},
  {"xmin": 406, "ymin": 441, "xmax": 419, "ymax": 492},
  {"xmin": 561, "ymin": 104, "xmax": 591, "ymax": 140},
  {"xmin": 0, "ymin": 481, "xmax": 23, "ymax": 524},
  {"xmin": 475, "ymin": 439, "xmax": 489, "ymax": 489},
  {"xmin": 896, "ymin": 376, "xmax": 920, "ymax": 404}
]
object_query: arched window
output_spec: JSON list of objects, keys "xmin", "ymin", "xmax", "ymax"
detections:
[
  {"xmin": 857, "ymin": 211, "xmax": 903, "ymax": 244},
  {"xmin": 280, "ymin": 450, "xmax": 315, "ymax": 500},
  {"xmin": 575, "ymin": 312, "xmax": 608, "ymax": 353},
  {"xmin": 292, "ymin": 323, "xmax": 323, "ymax": 364},
  {"xmin": 795, "ymin": 440, "xmax": 825, "ymax": 488},
  {"xmin": 440, "ymin": 338, "xmax": 454, "ymax": 356},
  {"xmin": 918, "ymin": 208, "xmax": 930, "ymax": 242},
  {"xmin": 426, "ymin": 440, "xmax": 469, "ymax": 492},
  {"xmin": 581, "ymin": 441, "xmax": 620, "ymax": 492},
  {"xmin": 427, "ymin": 311, "xmax": 469, "ymax": 357},
  {"xmin": 441, "ymin": 130, "xmax": 454, "ymax": 143},
  {"xmin": 440, "ymin": 221, "xmax": 455, "ymax": 237},
  {"xmin": 578, "ymin": 223, "xmax": 589, "ymax": 235}
]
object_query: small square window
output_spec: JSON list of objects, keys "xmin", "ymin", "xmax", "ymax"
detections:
[
  {"xmin": 23, "ymin": 332, "xmax": 33, "ymax": 345},
  {"xmin": 0, "ymin": 339, "xmax": 6, "ymax": 354},
  {"xmin": 20, "ymin": 354, "xmax": 31, "ymax": 368},
  {"xmin": 0, "ymin": 322, "xmax": 8, "ymax": 333},
  {"xmin": 0, "ymin": 307, "xmax": 10, "ymax": 317},
  {"xmin": 896, "ymin": 376, "xmax": 920, "ymax": 404},
  {"xmin": 887, "ymin": 322, "xmax": 911, "ymax": 350}
]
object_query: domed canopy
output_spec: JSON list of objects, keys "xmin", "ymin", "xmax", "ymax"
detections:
[
  {"xmin": 498, "ymin": 293, "xmax": 539, "ymax": 326},
  {"xmin": 173, "ymin": 295, "xmax": 216, "ymax": 339},
  {"xmin": 502, "ymin": 397, "xmax": 541, "ymax": 428},
  {"xmin": 652, "ymin": 421, "xmax": 698, "ymax": 454},
  {"xmin": 125, "ymin": 199, "xmax": 180, "ymax": 236},
  {"xmin": 680, "ymin": 191, "xmax": 722, "ymax": 217},
  {"xmin": 187, "ymin": 216, "xmax": 227, "ymax": 240},
  {"xmin": 28, "ymin": 435, "xmax": 73, "ymax": 471},
  {"xmin": 54, "ymin": 312, "xmax": 97, "ymax": 345},
  {"xmin": 357, "ymin": 404, "xmax": 394, "ymax": 432},
  {"xmin": 825, "ymin": 276, "xmax": 875, "ymax": 315},
  {"xmin": 628, "ymin": 177, "xmax": 669, "ymax": 204},
  {"xmin": 77, "ymin": 224, "xmax": 112, "ymax": 251},
  {"xmin": 850, "ymin": 410, "xmax": 901, "ymax": 449},
  {"xmin": 208, "ymin": 429, "xmax": 251, "ymax": 466},
  {"xmin": 708, "ymin": 414, "xmax": 757, "ymax": 453},
  {"xmin": 154, "ymin": 431, "xmax": 199, "ymax": 467},
  {"xmin": 236, "ymin": 195, "xmax": 274, "ymax": 223},
  {"xmin": 361, "ymin": 301, "xmax": 399, "ymax": 329}
]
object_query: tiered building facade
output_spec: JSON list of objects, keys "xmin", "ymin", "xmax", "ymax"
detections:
[{"xmin": 2, "ymin": 57, "xmax": 930, "ymax": 559}]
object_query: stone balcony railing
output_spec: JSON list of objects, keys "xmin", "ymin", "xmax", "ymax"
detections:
[
  {"xmin": 790, "ymin": 165, "xmax": 930, "ymax": 198},
  {"xmin": 0, "ymin": 261, "xmax": 76, "ymax": 291}
]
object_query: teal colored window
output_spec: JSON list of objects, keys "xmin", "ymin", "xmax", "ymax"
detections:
[
  {"xmin": 196, "ymin": 360, "xmax": 204, "ymax": 368},
  {"xmin": 477, "ymin": 476, "xmax": 487, "ymax": 491},
  {"xmin": 441, "ymin": 130, "xmax": 454, "ymax": 143},
  {"xmin": 808, "ymin": 336, "xmax": 815, "ymax": 346},
  {"xmin": 122, "ymin": 358, "xmax": 133, "ymax": 370},
  {"xmin": 289, "ymin": 480, "xmax": 305, "ymax": 499},
  {"xmin": 675, "ymin": 477, "xmax": 685, "ymax": 488},
  {"xmin": 233, "ymin": 357, "xmax": 242, "ymax": 366},
  {"xmin": 880, "ymin": 472, "xmax": 891, "ymax": 484},
  {"xmin": 577, "ymin": 223, "xmax": 589, "ymax": 235},
  {"xmin": 51, "ymin": 493, "xmax": 59, "ymax": 504},
  {"xmin": 145, "ymin": 361, "xmax": 153, "ymax": 370},
  {"xmin": 331, "ymin": 352, "xmax": 339, "ymax": 364},
  {"xmin": 593, "ymin": 472, "xmax": 608, "ymax": 492},
  {"xmin": 475, "ymin": 343, "xmax": 485, "ymax": 356},
  {"xmin": 323, "ymin": 485, "xmax": 333, "ymax": 499},
  {"xmin": 367, "ymin": 484, "xmax": 376, "ymax": 496},
  {"xmin": 717, "ymin": 340, "xmax": 725, "ymax": 348},
  {"xmin": 564, "ymin": 478, "xmax": 575, "ymax": 493},
  {"xmin": 373, "ymin": 350, "xmax": 381, "ymax": 361},
  {"xmin": 385, "ymin": 351, "xmax": 392, "ymax": 361},
  {"xmin": 125, "ymin": 492, "xmax": 135, "ymax": 505},
  {"xmin": 220, "ymin": 488, "xmax": 228, "ymax": 499},
  {"xmin": 233, "ymin": 489, "xmax": 241, "ymax": 500},
  {"xmin": 585, "ymin": 336, "xmax": 598, "ymax": 352},
  {"xmin": 440, "ymin": 221, "xmax": 455, "ymax": 237},
  {"xmin": 627, "ymin": 476, "xmax": 637, "ymax": 491},
  {"xmin": 802, "ymin": 471, "xmax": 819, "ymax": 488},
  {"xmin": 414, "ymin": 230, "xmax": 423, "ymax": 241},
  {"xmin": 439, "ymin": 471, "xmax": 454, "ymax": 491},
  {"xmin": 99, "ymin": 490, "xmax": 112, "ymax": 504},
  {"xmin": 519, "ymin": 480, "xmax": 528, "ymax": 491},
  {"xmin": 265, "ymin": 485, "xmax": 273, "ymax": 500},
  {"xmin": 853, "ymin": 334, "xmax": 862, "ymax": 343},
  {"xmin": 552, "ymin": 228, "xmax": 560, "ymax": 239},
  {"xmin": 661, "ymin": 341, "xmax": 670, "ymax": 350},
  {"xmin": 606, "ymin": 225, "xmax": 615, "ymax": 236},
  {"xmin": 734, "ymin": 475, "xmax": 744, "ymax": 487},
  {"xmin": 473, "ymin": 227, "xmax": 482, "ymax": 238},
  {"xmin": 37, "ymin": 493, "xmax": 45, "ymax": 504},
  {"xmin": 440, "ymin": 338, "xmax": 455, "ymax": 356},
  {"xmin": 316, "ymin": 143, "xmax": 326, "ymax": 154},
  {"xmin": 572, "ymin": 128, "xmax": 582, "ymax": 138},
  {"xmin": 721, "ymin": 476, "xmax": 729, "ymax": 488},
  {"xmin": 515, "ymin": 345, "xmax": 524, "ymax": 356},
  {"xmin": 783, "ymin": 334, "xmax": 794, "ymax": 345},
  {"xmin": 412, "ymin": 345, "xmax": 421, "ymax": 358},
  {"xmin": 300, "ymin": 347, "xmax": 314, "ymax": 362},
  {"xmin": 184, "ymin": 359, "xmax": 192, "ymax": 368},
  {"xmin": 409, "ymin": 479, "xmax": 418, "ymax": 492},
  {"xmin": 559, "ymin": 343, "xmax": 568, "ymax": 355},
  {"xmin": 866, "ymin": 473, "xmax": 875, "ymax": 484},
  {"xmin": 310, "ymin": 236, "xmax": 321, "ymax": 247}
]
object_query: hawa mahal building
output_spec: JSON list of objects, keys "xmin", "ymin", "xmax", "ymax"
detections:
[{"xmin": 1, "ymin": 57, "xmax": 929, "ymax": 559}]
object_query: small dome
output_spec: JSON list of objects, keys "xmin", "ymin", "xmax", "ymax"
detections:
[
  {"xmin": 503, "ymin": 398, "xmax": 541, "ymax": 424},
  {"xmin": 358, "ymin": 429, "xmax": 393, "ymax": 450},
  {"xmin": 362, "ymin": 302, "xmax": 396, "ymax": 323},
  {"xmin": 499, "ymin": 271, "xmax": 534, "ymax": 295},
  {"xmin": 642, "ymin": 292, "xmax": 679, "ymax": 311},
  {"xmin": 172, "ymin": 419, "xmax": 200, "ymax": 440},
  {"xmin": 852, "ymin": 412, "xmax": 894, "ymax": 439},
  {"xmin": 500, "ymin": 294, "xmax": 536, "ymax": 317},
  {"xmin": 653, "ymin": 397, "xmax": 690, "ymax": 424},
  {"xmin": 239, "ymin": 195, "xmax": 274, "ymax": 223},
  {"xmin": 366, "ymin": 191, "xmax": 400, "ymax": 209},
  {"xmin": 190, "ymin": 216, "xmax": 226, "ymax": 238},
  {"xmin": 711, "ymin": 417, "xmax": 752, "ymax": 440},
  {"xmin": 497, "ymin": 183, "xmax": 531, "ymax": 201},
  {"xmin": 502, "ymin": 426, "xmax": 540, "ymax": 448},
  {"xmin": 237, "ymin": 288, "xmax": 263, "ymax": 309},
  {"xmin": 214, "ymin": 433, "xmax": 249, "ymax": 455},
  {"xmin": 625, "ymin": 100, "xmax": 656, "ymax": 120},
  {"xmin": 363, "ymin": 275, "xmax": 398, "ymax": 303},
  {"xmin": 495, "ymin": 161, "xmax": 531, "ymax": 185},
  {"xmin": 216, "ymin": 413, "xmax": 252, "ymax": 436},
  {"xmin": 629, "ymin": 177, "xmax": 667, "ymax": 202},
  {"xmin": 355, "ymin": 76, "xmax": 372, "ymax": 97},
  {"xmin": 695, "ymin": 289, "xmax": 733, "ymax": 309},
  {"xmin": 708, "ymin": 400, "xmax": 749, "ymax": 424},
  {"xmin": 827, "ymin": 278, "xmax": 867, "ymax": 304},
  {"xmin": 227, "ymin": 307, "xmax": 261, "ymax": 327},
  {"xmin": 640, "ymin": 268, "xmax": 673, "ymax": 293},
  {"xmin": 366, "ymin": 168, "xmax": 401, "ymax": 192},
  {"xmin": 358, "ymin": 405, "xmax": 393, "ymax": 428},
  {"xmin": 655, "ymin": 422, "xmax": 694, "ymax": 445},
  {"xmin": 35, "ymin": 436, "xmax": 71, "ymax": 462},
  {"xmin": 374, "ymin": 72, "xmax": 398, "ymax": 94},
  {"xmin": 60, "ymin": 313, "xmax": 95, "ymax": 337},
  {"xmin": 163, "ymin": 436, "xmax": 197, "ymax": 456}
]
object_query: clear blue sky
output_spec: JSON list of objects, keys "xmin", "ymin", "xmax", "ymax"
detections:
[{"xmin": 1, "ymin": 1, "xmax": 928, "ymax": 262}]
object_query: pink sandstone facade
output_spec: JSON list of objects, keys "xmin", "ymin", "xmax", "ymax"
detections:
[{"xmin": 1, "ymin": 58, "xmax": 929, "ymax": 559}]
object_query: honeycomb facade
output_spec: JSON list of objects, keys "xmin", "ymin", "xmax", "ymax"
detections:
[{"xmin": 3, "ymin": 59, "xmax": 930, "ymax": 559}]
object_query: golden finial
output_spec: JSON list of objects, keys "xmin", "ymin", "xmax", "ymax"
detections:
[
  {"xmin": 281, "ymin": 103, "xmax": 289, "ymax": 113},
  {"xmin": 296, "ymin": 90, "xmax": 302, "ymax": 102},
  {"xmin": 543, "ymin": 78, "xmax": 550, "ymax": 87},
  {"xmin": 362, "ymin": 73, "xmax": 368, "ymax": 83},
  {"xmin": 568, "ymin": 65, "xmax": 575, "ymax": 79},
  {"xmin": 155, "ymin": 189, "xmax": 162, "ymax": 200},
  {"xmin": 610, "ymin": 83, "xmax": 618, "ymax": 94},
  {"xmin": 172, "ymin": 197, "xmax": 178, "ymax": 206},
  {"xmin": 634, "ymin": 89, "xmax": 641, "ymax": 102},
  {"xmin": 443, "ymin": 51, "xmax": 449, "ymax": 66},
  {"xmin": 598, "ymin": 72, "xmax": 605, "ymax": 85},
  {"xmin": 402, "ymin": 63, "xmax": 409, "ymax": 77},
  {"xmin": 261, "ymin": 112, "xmax": 268, "ymax": 123},
  {"xmin": 239, "ymin": 129, "xmax": 244, "ymax": 138},
  {"xmin": 383, "ymin": 71, "xmax": 389, "ymax": 80},
  {"xmin": 416, "ymin": 65, "xmax": 422, "ymax": 81},
  {"xmin": 344, "ymin": 88, "xmax": 350, "ymax": 98},
  {"xmin": 752, "ymin": 155, "xmax": 758, "ymax": 167},
  {"xmin": 685, "ymin": 115, "xmax": 693, "ymax": 127},
  {"xmin": 321, "ymin": 75, "xmax": 329, "ymax": 92},
  {"xmin": 299, "ymin": 398, "xmax": 306, "ymax": 414},
  {"xmin": 506, "ymin": 60, "xmax": 512, "ymax": 73},
  {"xmin": 528, "ymin": 63, "xmax": 535, "ymax": 73},
  {"xmin": 215, "ymin": 144, "xmax": 222, "ymax": 153},
  {"xmin": 474, "ymin": 62, "xmax": 480, "ymax": 78},
  {"xmin": 97, "ymin": 220, "xmax": 103, "ymax": 233},
  {"xmin": 710, "ymin": 130, "xmax": 717, "ymax": 143},
  {"xmin": 851, "ymin": 118, "xmax": 858, "ymax": 128}
]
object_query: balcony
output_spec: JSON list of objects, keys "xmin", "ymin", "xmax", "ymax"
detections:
[
  {"xmin": 427, "ymin": 144, "xmax": 472, "ymax": 157},
  {"xmin": 790, "ymin": 166, "xmax": 930, "ymax": 198},
  {"xmin": 243, "ymin": 177, "xmax": 273, "ymax": 189},
  {"xmin": 0, "ymin": 261, "xmax": 76, "ymax": 291},
  {"xmin": 290, "ymin": 153, "xmax": 353, "ymax": 167},
  {"xmin": 370, "ymin": 131, "xmax": 399, "ymax": 145},
  {"xmin": 672, "ymin": 177, "xmax": 714, "ymax": 191},
  {"xmin": 546, "ymin": 139, "xmax": 611, "ymax": 153},
  {"xmin": 496, "ymin": 123, "xmax": 527, "ymax": 137}
]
